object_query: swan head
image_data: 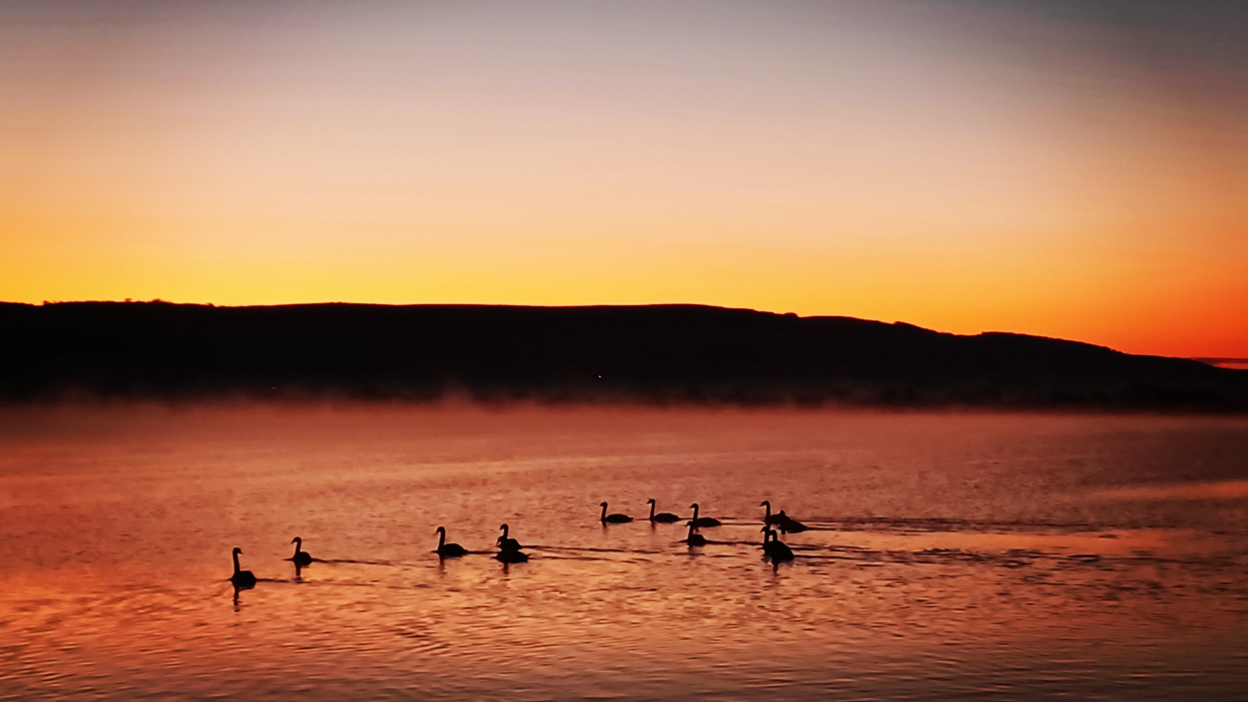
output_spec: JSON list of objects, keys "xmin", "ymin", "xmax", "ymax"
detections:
[
  {"xmin": 690, "ymin": 503, "xmax": 699, "ymax": 509},
  {"xmin": 499, "ymin": 523, "xmax": 508, "ymax": 532},
  {"xmin": 760, "ymin": 500, "xmax": 770, "ymax": 507},
  {"xmin": 291, "ymin": 536, "xmax": 302, "ymax": 545},
  {"xmin": 600, "ymin": 502, "xmax": 608, "ymax": 508},
  {"xmin": 647, "ymin": 498, "xmax": 655, "ymax": 504},
  {"xmin": 232, "ymin": 547, "xmax": 243, "ymax": 555},
  {"xmin": 435, "ymin": 526, "xmax": 446, "ymax": 535}
]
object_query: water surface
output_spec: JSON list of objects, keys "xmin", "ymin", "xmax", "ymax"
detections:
[{"xmin": 1, "ymin": 406, "xmax": 1246, "ymax": 700}]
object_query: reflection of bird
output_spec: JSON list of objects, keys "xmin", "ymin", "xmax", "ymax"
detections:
[
  {"xmin": 760, "ymin": 500, "xmax": 784, "ymax": 526},
  {"xmin": 497, "ymin": 524, "xmax": 522, "ymax": 552},
  {"xmin": 231, "ymin": 547, "xmax": 257, "ymax": 588},
  {"xmin": 600, "ymin": 502, "xmax": 633, "ymax": 524},
  {"xmin": 683, "ymin": 522, "xmax": 707, "ymax": 547},
  {"xmin": 777, "ymin": 510, "xmax": 808, "ymax": 534},
  {"xmin": 647, "ymin": 499, "xmax": 680, "ymax": 523},
  {"xmin": 290, "ymin": 537, "xmax": 313, "ymax": 566},
  {"xmin": 761, "ymin": 528, "xmax": 794, "ymax": 562},
  {"xmin": 688, "ymin": 503, "xmax": 721, "ymax": 528},
  {"xmin": 434, "ymin": 526, "xmax": 467, "ymax": 558}
]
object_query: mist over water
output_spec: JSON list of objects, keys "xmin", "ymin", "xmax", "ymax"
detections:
[{"xmin": 1, "ymin": 405, "xmax": 1246, "ymax": 700}]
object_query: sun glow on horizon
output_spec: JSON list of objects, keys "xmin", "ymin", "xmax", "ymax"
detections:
[{"xmin": 2, "ymin": 1, "xmax": 1246, "ymax": 358}]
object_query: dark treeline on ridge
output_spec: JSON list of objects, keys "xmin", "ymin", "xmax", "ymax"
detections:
[{"xmin": 2, "ymin": 301, "xmax": 1245, "ymax": 411}]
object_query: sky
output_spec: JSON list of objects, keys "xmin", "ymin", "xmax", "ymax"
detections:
[{"xmin": 2, "ymin": 0, "xmax": 1246, "ymax": 358}]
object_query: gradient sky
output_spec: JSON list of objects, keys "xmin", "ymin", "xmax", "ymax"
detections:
[{"xmin": 2, "ymin": 0, "xmax": 1246, "ymax": 357}]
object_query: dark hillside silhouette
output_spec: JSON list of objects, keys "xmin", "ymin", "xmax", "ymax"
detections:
[{"xmin": 1, "ymin": 301, "xmax": 1245, "ymax": 410}]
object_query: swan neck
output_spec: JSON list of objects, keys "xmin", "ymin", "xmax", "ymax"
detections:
[
  {"xmin": 438, "ymin": 530, "xmax": 445, "ymax": 548},
  {"xmin": 232, "ymin": 551, "xmax": 240, "ymax": 574},
  {"xmin": 601, "ymin": 503, "xmax": 607, "ymax": 520},
  {"xmin": 649, "ymin": 502, "xmax": 656, "ymax": 519}
]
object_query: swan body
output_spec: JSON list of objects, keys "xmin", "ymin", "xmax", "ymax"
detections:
[
  {"xmin": 600, "ymin": 502, "xmax": 633, "ymax": 524},
  {"xmin": 683, "ymin": 522, "xmax": 707, "ymax": 547},
  {"xmin": 290, "ymin": 537, "xmax": 313, "ymax": 566},
  {"xmin": 497, "ymin": 524, "xmax": 522, "ymax": 552},
  {"xmin": 230, "ymin": 547, "xmax": 257, "ymax": 588},
  {"xmin": 688, "ymin": 503, "xmax": 721, "ymax": 528},
  {"xmin": 435, "ymin": 526, "xmax": 467, "ymax": 558},
  {"xmin": 777, "ymin": 510, "xmax": 808, "ymax": 534},
  {"xmin": 647, "ymin": 499, "xmax": 680, "ymax": 523},
  {"xmin": 495, "ymin": 548, "xmax": 528, "ymax": 563},
  {"xmin": 761, "ymin": 528, "xmax": 794, "ymax": 562},
  {"xmin": 760, "ymin": 500, "xmax": 784, "ymax": 526}
]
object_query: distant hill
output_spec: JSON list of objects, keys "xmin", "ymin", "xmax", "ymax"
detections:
[{"xmin": 1, "ymin": 301, "xmax": 1245, "ymax": 411}]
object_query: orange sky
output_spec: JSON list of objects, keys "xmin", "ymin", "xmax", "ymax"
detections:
[{"xmin": 2, "ymin": 1, "xmax": 1246, "ymax": 358}]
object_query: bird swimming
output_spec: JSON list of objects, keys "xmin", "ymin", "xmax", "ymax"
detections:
[
  {"xmin": 647, "ymin": 498, "xmax": 680, "ymax": 523},
  {"xmin": 495, "ymin": 525, "xmax": 528, "ymax": 562},
  {"xmin": 761, "ymin": 527, "xmax": 794, "ymax": 562},
  {"xmin": 683, "ymin": 522, "xmax": 707, "ymax": 547},
  {"xmin": 776, "ymin": 510, "xmax": 808, "ymax": 534},
  {"xmin": 688, "ymin": 503, "xmax": 721, "ymax": 528},
  {"xmin": 760, "ymin": 500, "xmax": 784, "ymax": 526},
  {"xmin": 495, "ymin": 548, "xmax": 528, "ymax": 563},
  {"xmin": 290, "ymin": 537, "xmax": 313, "ymax": 566},
  {"xmin": 600, "ymin": 502, "xmax": 633, "ymax": 524},
  {"xmin": 230, "ymin": 547, "xmax": 257, "ymax": 589},
  {"xmin": 434, "ymin": 526, "xmax": 467, "ymax": 559},
  {"xmin": 497, "ymin": 524, "xmax": 522, "ymax": 552}
]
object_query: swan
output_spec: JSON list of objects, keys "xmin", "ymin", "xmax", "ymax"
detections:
[
  {"xmin": 647, "ymin": 499, "xmax": 680, "ymax": 523},
  {"xmin": 776, "ymin": 510, "xmax": 808, "ymax": 534},
  {"xmin": 230, "ymin": 547, "xmax": 257, "ymax": 588},
  {"xmin": 688, "ymin": 503, "xmax": 721, "ymax": 528},
  {"xmin": 761, "ymin": 528, "xmax": 794, "ymax": 562},
  {"xmin": 760, "ymin": 500, "xmax": 784, "ymax": 525},
  {"xmin": 434, "ymin": 526, "xmax": 467, "ymax": 558},
  {"xmin": 683, "ymin": 522, "xmax": 707, "ymax": 547},
  {"xmin": 495, "ymin": 548, "xmax": 528, "ymax": 563},
  {"xmin": 290, "ymin": 537, "xmax": 313, "ymax": 566},
  {"xmin": 600, "ymin": 502, "xmax": 633, "ymax": 524},
  {"xmin": 497, "ymin": 524, "xmax": 522, "ymax": 552}
]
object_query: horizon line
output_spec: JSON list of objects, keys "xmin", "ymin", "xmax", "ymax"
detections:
[{"xmin": 0, "ymin": 297, "xmax": 1200, "ymax": 363}]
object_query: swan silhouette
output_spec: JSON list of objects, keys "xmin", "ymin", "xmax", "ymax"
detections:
[
  {"xmin": 688, "ymin": 503, "xmax": 721, "ymax": 528},
  {"xmin": 761, "ymin": 527, "xmax": 794, "ymax": 562},
  {"xmin": 683, "ymin": 522, "xmax": 707, "ymax": 547},
  {"xmin": 495, "ymin": 548, "xmax": 528, "ymax": 563},
  {"xmin": 497, "ymin": 524, "xmax": 522, "ymax": 552},
  {"xmin": 600, "ymin": 502, "xmax": 633, "ymax": 524},
  {"xmin": 230, "ymin": 547, "xmax": 257, "ymax": 588},
  {"xmin": 776, "ymin": 510, "xmax": 808, "ymax": 534},
  {"xmin": 290, "ymin": 537, "xmax": 312, "ymax": 566},
  {"xmin": 647, "ymin": 499, "xmax": 680, "ymax": 523},
  {"xmin": 760, "ymin": 500, "xmax": 784, "ymax": 526},
  {"xmin": 434, "ymin": 526, "xmax": 467, "ymax": 558}
]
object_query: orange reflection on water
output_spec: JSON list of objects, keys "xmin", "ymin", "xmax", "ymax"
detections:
[
  {"xmin": 1, "ymin": 405, "xmax": 1246, "ymax": 700},
  {"xmin": 1095, "ymin": 480, "xmax": 1248, "ymax": 502}
]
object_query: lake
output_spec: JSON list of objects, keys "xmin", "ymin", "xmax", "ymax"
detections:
[{"xmin": 1, "ymin": 405, "xmax": 1246, "ymax": 700}]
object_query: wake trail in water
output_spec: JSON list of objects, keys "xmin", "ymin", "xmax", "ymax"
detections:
[
  {"xmin": 529, "ymin": 545, "xmax": 663, "ymax": 555},
  {"xmin": 528, "ymin": 554, "xmax": 619, "ymax": 562},
  {"xmin": 311, "ymin": 557, "xmax": 398, "ymax": 566}
]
